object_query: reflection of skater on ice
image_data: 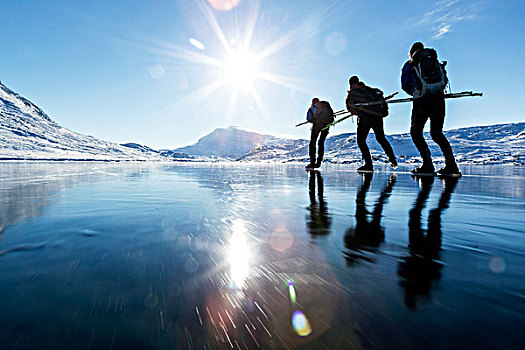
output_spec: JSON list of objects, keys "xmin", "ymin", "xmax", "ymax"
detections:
[
  {"xmin": 306, "ymin": 171, "xmax": 331, "ymax": 236},
  {"xmin": 398, "ymin": 175, "xmax": 460, "ymax": 309},
  {"xmin": 344, "ymin": 173, "xmax": 396, "ymax": 264}
]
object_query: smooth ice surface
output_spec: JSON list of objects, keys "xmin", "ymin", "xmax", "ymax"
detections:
[{"xmin": 0, "ymin": 162, "xmax": 524, "ymax": 349}]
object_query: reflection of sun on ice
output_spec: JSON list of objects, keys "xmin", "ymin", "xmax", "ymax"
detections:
[
  {"xmin": 222, "ymin": 50, "xmax": 259, "ymax": 87},
  {"xmin": 229, "ymin": 219, "xmax": 251, "ymax": 288}
]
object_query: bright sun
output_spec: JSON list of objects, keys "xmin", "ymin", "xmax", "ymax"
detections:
[
  {"xmin": 222, "ymin": 50, "xmax": 258, "ymax": 87},
  {"xmin": 161, "ymin": 0, "xmax": 330, "ymax": 116}
]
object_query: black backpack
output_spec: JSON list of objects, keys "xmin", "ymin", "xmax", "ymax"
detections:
[
  {"xmin": 349, "ymin": 86, "xmax": 389, "ymax": 118},
  {"xmin": 412, "ymin": 48, "xmax": 448, "ymax": 97},
  {"xmin": 316, "ymin": 100, "xmax": 335, "ymax": 126}
]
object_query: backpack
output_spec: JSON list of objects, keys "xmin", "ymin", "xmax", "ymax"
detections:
[
  {"xmin": 412, "ymin": 48, "xmax": 448, "ymax": 98},
  {"xmin": 349, "ymin": 86, "xmax": 389, "ymax": 118},
  {"xmin": 316, "ymin": 101, "xmax": 335, "ymax": 127}
]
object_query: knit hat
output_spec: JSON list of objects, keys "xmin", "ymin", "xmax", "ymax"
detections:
[{"xmin": 349, "ymin": 76, "xmax": 360, "ymax": 85}]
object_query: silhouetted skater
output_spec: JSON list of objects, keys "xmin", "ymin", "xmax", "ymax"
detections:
[
  {"xmin": 398, "ymin": 176, "xmax": 460, "ymax": 309},
  {"xmin": 306, "ymin": 100, "xmax": 334, "ymax": 169},
  {"xmin": 346, "ymin": 76, "xmax": 397, "ymax": 173},
  {"xmin": 401, "ymin": 42, "xmax": 461, "ymax": 176},
  {"xmin": 343, "ymin": 173, "xmax": 397, "ymax": 264}
]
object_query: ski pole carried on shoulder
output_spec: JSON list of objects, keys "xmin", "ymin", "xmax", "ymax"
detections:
[
  {"xmin": 332, "ymin": 92, "xmax": 399, "ymax": 116},
  {"xmin": 354, "ymin": 91, "xmax": 482, "ymax": 107},
  {"xmin": 444, "ymin": 90, "xmax": 482, "ymax": 99},
  {"xmin": 323, "ymin": 92, "xmax": 400, "ymax": 129},
  {"xmin": 334, "ymin": 109, "xmax": 348, "ymax": 117},
  {"xmin": 297, "ymin": 107, "xmax": 357, "ymax": 126},
  {"xmin": 322, "ymin": 114, "xmax": 354, "ymax": 130},
  {"xmin": 295, "ymin": 121, "xmax": 309, "ymax": 127},
  {"xmin": 322, "ymin": 91, "xmax": 482, "ymax": 130}
]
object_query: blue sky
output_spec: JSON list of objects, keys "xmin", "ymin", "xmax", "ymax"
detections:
[{"xmin": 1, "ymin": 0, "xmax": 524, "ymax": 149}]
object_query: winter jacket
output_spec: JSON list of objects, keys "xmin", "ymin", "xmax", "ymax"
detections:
[
  {"xmin": 401, "ymin": 60, "xmax": 416, "ymax": 96},
  {"xmin": 345, "ymin": 82, "xmax": 366, "ymax": 113},
  {"xmin": 306, "ymin": 104, "xmax": 318, "ymax": 122}
]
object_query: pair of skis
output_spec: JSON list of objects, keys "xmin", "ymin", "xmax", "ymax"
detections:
[{"xmin": 295, "ymin": 91, "xmax": 482, "ymax": 129}]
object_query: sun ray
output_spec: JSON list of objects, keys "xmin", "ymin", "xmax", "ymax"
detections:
[
  {"xmin": 196, "ymin": 0, "xmax": 233, "ymax": 55},
  {"xmin": 147, "ymin": 45, "xmax": 224, "ymax": 68},
  {"xmin": 253, "ymin": 24, "xmax": 314, "ymax": 64},
  {"xmin": 152, "ymin": 76, "xmax": 227, "ymax": 118},
  {"xmin": 253, "ymin": 1, "xmax": 342, "ymax": 63},
  {"xmin": 240, "ymin": 0, "xmax": 261, "ymax": 52},
  {"xmin": 255, "ymin": 71, "xmax": 317, "ymax": 95},
  {"xmin": 248, "ymin": 86, "xmax": 267, "ymax": 122},
  {"xmin": 178, "ymin": 77, "xmax": 227, "ymax": 106},
  {"xmin": 226, "ymin": 85, "xmax": 240, "ymax": 124},
  {"xmin": 104, "ymin": 32, "xmax": 225, "ymax": 70}
]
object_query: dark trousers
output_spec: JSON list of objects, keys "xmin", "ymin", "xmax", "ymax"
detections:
[
  {"xmin": 356, "ymin": 116, "xmax": 396, "ymax": 165},
  {"xmin": 309, "ymin": 126, "xmax": 329, "ymax": 164},
  {"xmin": 410, "ymin": 95, "xmax": 456, "ymax": 166}
]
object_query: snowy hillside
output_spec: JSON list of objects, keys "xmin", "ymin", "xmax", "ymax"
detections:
[
  {"xmin": 1, "ymin": 81, "xmax": 523, "ymax": 165},
  {"xmin": 0, "ymin": 82, "xmax": 164, "ymax": 161},
  {"xmin": 174, "ymin": 126, "xmax": 278, "ymax": 158},
  {"xmin": 239, "ymin": 123, "xmax": 525, "ymax": 165}
]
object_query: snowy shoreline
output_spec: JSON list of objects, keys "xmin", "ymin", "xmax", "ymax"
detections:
[{"xmin": 0, "ymin": 159, "xmax": 522, "ymax": 166}]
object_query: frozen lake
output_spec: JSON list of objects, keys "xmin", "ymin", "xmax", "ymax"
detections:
[{"xmin": 0, "ymin": 162, "xmax": 524, "ymax": 349}]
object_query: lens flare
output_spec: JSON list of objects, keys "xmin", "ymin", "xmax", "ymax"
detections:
[
  {"xmin": 149, "ymin": 64, "xmax": 165, "ymax": 79},
  {"xmin": 270, "ymin": 226, "xmax": 293, "ymax": 252},
  {"xmin": 189, "ymin": 38, "xmax": 206, "ymax": 50},
  {"xmin": 207, "ymin": 0, "xmax": 240, "ymax": 12},
  {"xmin": 489, "ymin": 256, "xmax": 506, "ymax": 274},
  {"xmin": 288, "ymin": 280, "xmax": 297, "ymax": 304},
  {"xmin": 292, "ymin": 310, "xmax": 312, "ymax": 337},
  {"xmin": 324, "ymin": 31, "xmax": 347, "ymax": 56}
]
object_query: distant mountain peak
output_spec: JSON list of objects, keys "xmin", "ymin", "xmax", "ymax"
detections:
[{"xmin": 174, "ymin": 126, "xmax": 278, "ymax": 159}]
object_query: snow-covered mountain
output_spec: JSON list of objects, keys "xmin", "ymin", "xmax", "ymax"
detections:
[
  {"xmin": 239, "ymin": 123, "xmax": 525, "ymax": 165},
  {"xmin": 174, "ymin": 126, "xmax": 278, "ymax": 158},
  {"xmin": 0, "ymin": 82, "xmax": 166, "ymax": 161}
]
